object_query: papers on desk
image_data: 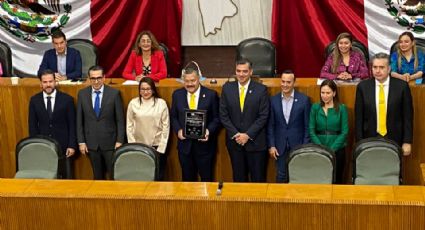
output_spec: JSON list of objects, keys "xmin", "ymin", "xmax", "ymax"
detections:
[
  {"xmin": 57, "ymin": 80, "xmax": 83, "ymax": 85},
  {"xmin": 316, "ymin": 78, "xmax": 361, "ymax": 85},
  {"xmin": 122, "ymin": 80, "xmax": 139, "ymax": 85}
]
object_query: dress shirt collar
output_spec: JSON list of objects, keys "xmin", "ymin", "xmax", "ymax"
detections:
[
  {"xmin": 92, "ymin": 85, "xmax": 104, "ymax": 94},
  {"xmin": 56, "ymin": 48, "xmax": 67, "ymax": 56},
  {"xmin": 281, "ymin": 90, "xmax": 294, "ymax": 100},
  {"xmin": 43, "ymin": 89, "xmax": 57, "ymax": 99},
  {"xmin": 238, "ymin": 79, "xmax": 251, "ymax": 91},
  {"xmin": 375, "ymin": 76, "xmax": 390, "ymax": 86}
]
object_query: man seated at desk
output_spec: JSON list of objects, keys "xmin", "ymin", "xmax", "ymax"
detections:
[{"xmin": 37, "ymin": 30, "xmax": 82, "ymax": 81}]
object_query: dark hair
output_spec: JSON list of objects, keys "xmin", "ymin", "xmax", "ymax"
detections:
[
  {"xmin": 370, "ymin": 52, "xmax": 390, "ymax": 66},
  {"xmin": 88, "ymin": 65, "xmax": 105, "ymax": 76},
  {"xmin": 138, "ymin": 77, "xmax": 159, "ymax": 106},
  {"xmin": 133, "ymin": 30, "xmax": 161, "ymax": 56},
  {"xmin": 332, "ymin": 32, "xmax": 352, "ymax": 73},
  {"xmin": 282, "ymin": 69, "xmax": 296, "ymax": 81},
  {"xmin": 51, "ymin": 30, "xmax": 66, "ymax": 41},
  {"xmin": 236, "ymin": 58, "xmax": 252, "ymax": 69},
  {"xmin": 397, "ymin": 31, "xmax": 418, "ymax": 71},
  {"xmin": 320, "ymin": 79, "xmax": 340, "ymax": 112},
  {"xmin": 39, "ymin": 69, "xmax": 55, "ymax": 80}
]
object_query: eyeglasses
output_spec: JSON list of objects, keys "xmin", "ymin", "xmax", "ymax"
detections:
[
  {"xmin": 89, "ymin": 77, "xmax": 103, "ymax": 82},
  {"xmin": 140, "ymin": 88, "xmax": 152, "ymax": 92}
]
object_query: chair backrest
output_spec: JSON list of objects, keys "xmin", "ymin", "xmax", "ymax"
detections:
[
  {"xmin": 324, "ymin": 40, "xmax": 369, "ymax": 63},
  {"xmin": 112, "ymin": 143, "xmax": 158, "ymax": 181},
  {"xmin": 0, "ymin": 40, "xmax": 13, "ymax": 77},
  {"xmin": 287, "ymin": 143, "xmax": 335, "ymax": 184},
  {"xmin": 236, "ymin": 37, "xmax": 276, "ymax": 77},
  {"xmin": 15, "ymin": 136, "xmax": 62, "ymax": 179},
  {"xmin": 353, "ymin": 137, "xmax": 402, "ymax": 185},
  {"xmin": 159, "ymin": 43, "xmax": 169, "ymax": 65},
  {"xmin": 67, "ymin": 39, "xmax": 98, "ymax": 79},
  {"xmin": 390, "ymin": 38, "xmax": 425, "ymax": 56}
]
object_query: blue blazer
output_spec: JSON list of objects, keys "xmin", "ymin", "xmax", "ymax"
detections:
[
  {"xmin": 28, "ymin": 90, "xmax": 77, "ymax": 154},
  {"xmin": 267, "ymin": 91, "xmax": 311, "ymax": 156},
  {"xmin": 219, "ymin": 80, "xmax": 269, "ymax": 152},
  {"xmin": 171, "ymin": 86, "xmax": 220, "ymax": 155},
  {"xmin": 37, "ymin": 47, "xmax": 82, "ymax": 79}
]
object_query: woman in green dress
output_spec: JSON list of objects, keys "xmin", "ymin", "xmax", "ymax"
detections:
[{"xmin": 309, "ymin": 79, "xmax": 349, "ymax": 184}]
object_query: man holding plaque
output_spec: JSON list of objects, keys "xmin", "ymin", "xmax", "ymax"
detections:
[
  {"xmin": 170, "ymin": 66, "xmax": 220, "ymax": 182},
  {"xmin": 219, "ymin": 59, "xmax": 270, "ymax": 182}
]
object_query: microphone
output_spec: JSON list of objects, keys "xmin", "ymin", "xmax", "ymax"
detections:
[{"xmin": 216, "ymin": 181, "xmax": 223, "ymax": 196}]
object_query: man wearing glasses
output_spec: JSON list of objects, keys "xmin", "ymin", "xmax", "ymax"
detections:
[{"xmin": 76, "ymin": 65, "xmax": 125, "ymax": 179}]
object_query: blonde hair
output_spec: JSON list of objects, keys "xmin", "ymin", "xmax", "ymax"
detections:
[{"xmin": 397, "ymin": 31, "xmax": 418, "ymax": 72}]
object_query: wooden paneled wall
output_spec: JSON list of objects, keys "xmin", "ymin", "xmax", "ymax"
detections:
[{"xmin": 0, "ymin": 78, "xmax": 424, "ymax": 184}]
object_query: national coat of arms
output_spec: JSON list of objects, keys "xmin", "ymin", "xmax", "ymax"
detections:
[{"xmin": 0, "ymin": 0, "xmax": 71, "ymax": 42}]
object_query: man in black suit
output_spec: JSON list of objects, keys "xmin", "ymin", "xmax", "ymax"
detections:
[
  {"xmin": 28, "ymin": 69, "xmax": 77, "ymax": 178},
  {"xmin": 219, "ymin": 59, "xmax": 270, "ymax": 182},
  {"xmin": 355, "ymin": 52, "xmax": 413, "ymax": 156},
  {"xmin": 77, "ymin": 65, "xmax": 125, "ymax": 179},
  {"xmin": 171, "ymin": 66, "xmax": 220, "ymax": 181}
]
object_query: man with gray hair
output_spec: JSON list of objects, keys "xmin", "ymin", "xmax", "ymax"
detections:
[{"xmin": 355, "ymin": 52, "xmax": 413, "ymax": 156}]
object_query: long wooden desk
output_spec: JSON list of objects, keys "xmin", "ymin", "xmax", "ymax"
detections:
[
  {"xmin": 0, "ymin": 179, "xmax": 424, "ymax": 229},
  {"xmin": 0, "ymin": 78, "xmax": 424, "ymax": 184}
]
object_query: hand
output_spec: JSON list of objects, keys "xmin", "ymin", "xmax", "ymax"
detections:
[
  {"xmin": 403, "ymin": 73, "xmax": 410, "ymax": 82},
  {"xmin": 345, "ymin": 73, "xmax": 352, "ymax": 80},
  {"xmin": 135, "ymin": 75, "xmax": 144, "ymax": 82},
  {"xmin": 55, "ymin": 73, "xmax": 67, "ymax": 81},
  {"xmin": 337, "ymin": 72, "xmax": 347, "ymax": 80},
  {"xmin": 115, "ymin": 142, "xmax": 122, "ymax": 149},
  {"xmin": 235, "ymin": 133, "xmax": 249, "ymax": 146},
  {"xmin": 268, "ymin": 147, "xmax": 279, "ymax": 160},
  {"xmin": 402, "ymin": 143, "xmax": 412, "ymax": 156},
  {"xmin": 79, "ymin": 143, "xmax": 88, "ymax": 155},
  {"xmin": 199, "ymin": 129, "xmax": 209, "ymax": 142},
  {"xmin": 66, "ymin": 148, "xmax": 75, "ymax": 158},
  {"xmin": 178, "ymin": 129, "xmax": 186, "ymax": 140}
]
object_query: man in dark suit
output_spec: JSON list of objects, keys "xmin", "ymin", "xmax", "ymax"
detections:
[
  {"xmin": 267, "ymin": 70, "xmax": 311, "ymax": 183},
  {"xmin": 355, "ymin": 52, "xmax": 413, "ymax": 156},
  {"xmin": 28, "ymin": 69, "xmax": 77, "ymax": 178},
  {"xmin": 219, "ymin": 59, "xmax": 270, "ymax": 182},
  {"xmin": 77, "ymin": 65, "xmax": 125, "ymax": 179},
  {"xmin": 37, "ymin": 30, "xmax": 82, "ymax": 81},
  {"xmin": 171, "ymin": 66, "xmax": 220, "ymax": 181}
]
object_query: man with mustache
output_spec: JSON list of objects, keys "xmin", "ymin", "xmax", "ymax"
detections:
[
  {"xmin": 28, "ymin": 69, "xmax": 77, "ymax": 178},
  {"xmin": 170, "ymin": 65, "xmax": 220, "ymax": 181}
]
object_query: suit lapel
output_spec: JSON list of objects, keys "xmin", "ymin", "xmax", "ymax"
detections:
[
  {"xmin": 287, "ymin": 92, "xmax": 298, "ymax": 125},
  {"xmin": 197, "ymin": 86, "xmax": 206, "ymax": 109},
  {"xmin": 99, "ymin": 86, "xmax": 109, "ymax": 118},
  {"xmin": 370, "ymin": 79, "xmax": 377, "ymax": 123},
  {"xmin": 242, "ymin": 81, "xmax": 254, "ymax": 113}
]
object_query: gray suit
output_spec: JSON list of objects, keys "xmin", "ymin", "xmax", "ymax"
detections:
[{"xmin": 77, "ymin": 85, "xmax": 125, "ymax": 179}]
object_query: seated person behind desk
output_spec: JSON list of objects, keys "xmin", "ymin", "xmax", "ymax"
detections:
[
  {"xmin": 0, "ymin": 62, "xmax": 2, "ymax": 76},
  {"xmin": 122, "ymin": 30, "xmax": 167, "ymax": 82},
  {"xmin": 37, "ymin": 30, "xmax": 82, "ymax": 81},
  {"xmin": 320, "ymin": 32, "xmax": 369, "ymax": 80},
  {"xmin": 390, "ymin": 31, "xmax": 424, "ymax": 82},
  {"xmin": 126, "ymin": 77, "xmax": 170, "ymax": 180},
  {"xmin": 309, "ymin": 80, "xmax": 348, "ymax": 184}
]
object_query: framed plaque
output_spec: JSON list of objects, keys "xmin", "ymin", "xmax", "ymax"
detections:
[{"xmin": 184, "ymin": 109, "xmax": 207, "ymax": 139}]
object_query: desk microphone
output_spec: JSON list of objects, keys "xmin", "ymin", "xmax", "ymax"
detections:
[{"xmin": 216, "ymin": 181, "xmax": 223, "ymax": 196}]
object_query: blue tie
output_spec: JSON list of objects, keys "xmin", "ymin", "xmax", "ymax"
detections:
[{"xmin": 94, "ymin": 91, "xmax": 101, "ymax": 118}]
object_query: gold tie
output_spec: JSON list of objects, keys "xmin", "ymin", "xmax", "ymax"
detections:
[
  {"xmin": 240, "ymin": 86, "xmax": 245, "ymax": 112},
  {"xmin": 378, "ymin": 84, "xmax": 387, "ymax": 136},
  {"xmin": 189, "ymin": 93, "xmax": 196, "ymax": 109}
]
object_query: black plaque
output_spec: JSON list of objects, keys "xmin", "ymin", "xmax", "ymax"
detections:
[{"xmin": 184, "ymin": 109, "xmax": 207, "ymax": 139}]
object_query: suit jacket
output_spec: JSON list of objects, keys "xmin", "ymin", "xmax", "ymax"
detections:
[
  {"xmin": 219, "ymin": 80, "xmax": 270, "ymax": 152},
  {"xmin": 76, "ymin": 85, "xmax": 125, "ymax": 151},
  {"xmin": 170, "ymin": 85, "xmax": 220, "ymax": 154},
  {"xmin": 28, "ymin": 90, "xmax": 77, "ymax": 153},
  {"xmin": 122, "ymin": 50, "xmax": 167, "ymax": 81},
  {"xmin": 267, "ymin": 91, "xmax": 310, "ymax": 155},
  {"xmin": 37, "ymin": 47, "xmax": 82, "ymax": 80},
  {"xmin": 355, "ymin": 77, "xmax": 413, "ymax": 145}
]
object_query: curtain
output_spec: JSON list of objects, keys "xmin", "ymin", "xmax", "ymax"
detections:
[
  {"xmin": 90, "ymin": 0, "xmax": 182, "ymax": 77},
  {"xmin": 272, "ymin": 0, "xmax": 367, "ymax": 77}
]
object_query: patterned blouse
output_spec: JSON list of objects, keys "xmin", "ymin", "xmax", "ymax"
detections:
[
  {"xmin": 320, "ymin": 50, "xmax": 369, "ymax": 80},
  {"xmin": 390, "ymin": 50, "xmax": 425, "ymax": 75},
  {"xmin": 143, "ymin": 64, "xmax": 152, "ymax": 76}
]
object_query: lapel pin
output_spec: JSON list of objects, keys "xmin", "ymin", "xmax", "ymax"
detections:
[
  {"xmin": 202, "ymin": 94, "xmax": 205, "ymax": 98},
  {"xmin": 295, "ymin": 99, "xmax": 298, "ymax": 102},
  {"xmin": 249, "ymin": 90, "xmax": 252, "ymax": 94}
]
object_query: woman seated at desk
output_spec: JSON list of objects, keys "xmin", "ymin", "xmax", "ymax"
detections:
[
  {"xmin": 390, "ymin": 31, "xmax": 424, "ymax": 82},
  {"xmin": 320, "ymin": 32, "xmax": 369, "ymax": 81},
  {"xmin": 126, "ymin": 77, "xmax": 170, "ymax": 180},
  {"xmin": 122, "ymin": 31, "xmax": 167, "ymax": 82}
]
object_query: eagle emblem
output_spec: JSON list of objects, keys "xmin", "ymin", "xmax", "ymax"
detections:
[{"xmin": 0, "ymin": 0, "xmax": 72, "ymax": 42}]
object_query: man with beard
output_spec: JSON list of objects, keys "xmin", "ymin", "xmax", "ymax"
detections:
[{"xmin": 28, "ymin": 69, "xmax": 77, "ymax": 178}]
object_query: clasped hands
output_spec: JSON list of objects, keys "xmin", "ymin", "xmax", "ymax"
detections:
[
  {"xmin": 337, "ymin": 72, "xmax": 352, "ymax": 80},
  {"xmin": 232, "ymin": 132, "xmax": 250, "ymax": 146}
]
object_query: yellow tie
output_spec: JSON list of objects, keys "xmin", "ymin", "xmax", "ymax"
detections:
[
  {"xmin": 240, "ymin": 86, "xmax": 245, "ymax": 112},
  {"xmin": 378, "ymin": 84, "xmax": 387, "ymax": 136},
  {"xmin": 189, "ymin": 93, "xmax": 196, "ymax": 109}
]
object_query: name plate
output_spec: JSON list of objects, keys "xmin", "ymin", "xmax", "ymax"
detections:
[{"xmin": 184, "ymin": 109, "xmax": 207, "ymax": 139}]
